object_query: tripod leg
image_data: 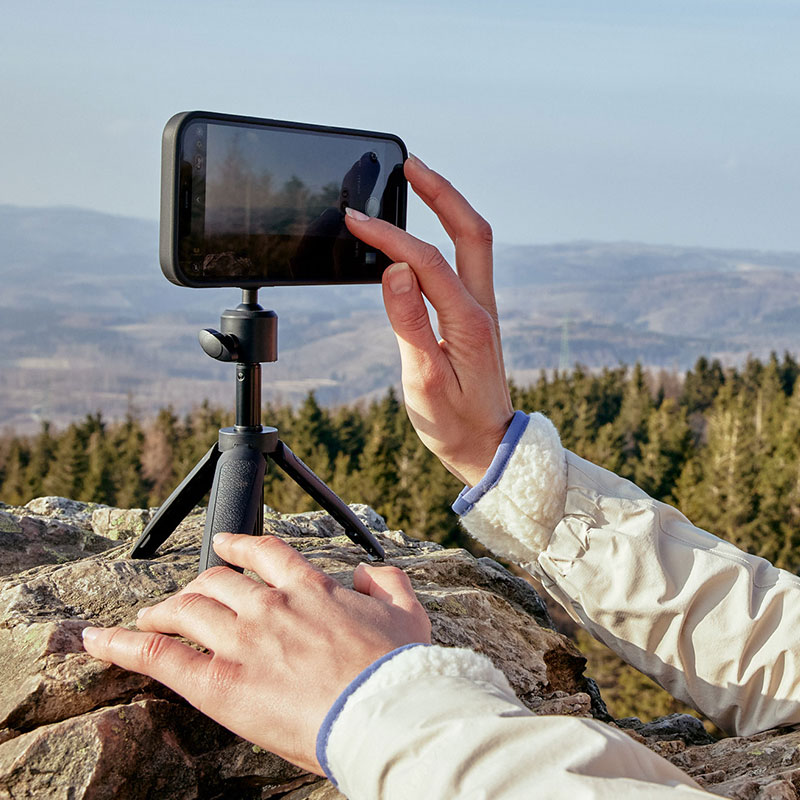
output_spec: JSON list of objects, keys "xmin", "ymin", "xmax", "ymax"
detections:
[
  {"xmin": 199, "ymin": 444, "xmax": 267, "ymax": 573},
  {"xmin": 130, "ymin": 444, "xmax": 220, "ymax": 559},
  {"xmin": 270, "ymin": 440, "xmax": 385, "ymax": 561}
]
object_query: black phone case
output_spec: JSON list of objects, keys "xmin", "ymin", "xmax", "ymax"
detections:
[{"xmin": 160, "ymin": 110, "xmax": 408, "ymax": 288}]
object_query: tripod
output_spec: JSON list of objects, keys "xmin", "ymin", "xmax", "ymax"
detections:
[{"xmin": 130, "ymin": 288, "xmax": 385, "ymax": 572}]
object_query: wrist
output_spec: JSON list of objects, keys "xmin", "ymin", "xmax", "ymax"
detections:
[
  {"xmin": 316, "ymin": 643, "xmax": 430, "ymax": 785},
  {"xmin": 453, "ymin": 410, "xmax": 530, "ymax": 512},
  {"xmin": 452, "ymin": 411, "xmax": 517, "ymax": 487}
]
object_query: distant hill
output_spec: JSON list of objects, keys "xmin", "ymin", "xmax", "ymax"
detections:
[{"xmin": 1, "ymin": 205, "xmax": 799, "ymax": 433}]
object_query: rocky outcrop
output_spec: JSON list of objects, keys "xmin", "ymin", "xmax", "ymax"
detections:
[
  {"xmin": 0, "ymin": 498, "xmax": 798, "ymax": 799},
  {"xmin": 0, "ymin": 497, "xmax": 153, "ymax": 578},
  {"xmin": 0, "ymin": 498, "xmax": 600, "ymax": 799}
]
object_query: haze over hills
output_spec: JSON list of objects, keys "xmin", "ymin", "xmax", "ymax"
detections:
[{"xmin": 1, "ymin": 205, "xmax": 799, "ymax": 434}]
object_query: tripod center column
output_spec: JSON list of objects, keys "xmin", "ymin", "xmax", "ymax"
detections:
[{"xmin": 236, "ymin": 363, "xmax": 262, "ymax": 429}]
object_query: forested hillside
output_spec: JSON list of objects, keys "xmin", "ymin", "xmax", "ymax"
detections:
[{"xmin": 3, "ymin": 353, "xmax": 799, "ymax": 571}]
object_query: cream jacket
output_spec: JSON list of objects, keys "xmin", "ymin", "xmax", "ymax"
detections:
[{"xmin": 317, "ymin": 411, "xmax": 800, "ymax": 798}]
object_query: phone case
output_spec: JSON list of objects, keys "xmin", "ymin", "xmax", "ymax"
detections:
[{"xmin": 160, "ymin": 110, "xmax": 408, "ymax": 289}]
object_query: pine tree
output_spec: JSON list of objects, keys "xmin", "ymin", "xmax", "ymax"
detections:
[
  {"xmin": 81, "ymin": 429, "xmax": 118, "ymax": 505},
  {"xmin": 141, "ymin": 407, "xmax": 182, "ymax": 505},
  {"xmin": 0, "ymin": 439, "xmax": 29, "ymax": 505},
  {"xmin": 773, "ymin": 383, "xmax": 800, "ymax": 571},
  {"xmin": 752, "ymin": 370, "xmax": 800, "ymax": 569},
  {"xmin": 112, "ymin": 415, "xmax": 150, "ymax": 508},
  {"xmin": 687, "ymin": 383, "xmax": 760, "ymax": 552},
  {"xmin": 23, "ymin": 422, "xmax": 55, "ymax": 501},
  {"xmin": 682, "ymin": 356, "xmax": 725, "ymax": 416},
  {"xmin": 348, "ymin": 389, "xmax": 405, "ymax": 525},
  {"xmin": 634, "ymin": 399, "xmax": 693, "ymax": 502},
  {"xmin": 779, "ymin": 351, "xmax": 799, "ymax": 397},
  {"xmin": 272, "ymin": 393, "xmax": 336, "ymax": 512},
  {"xmin": 615, "ymin": 363, "xmax": 653, "ymax": 479},
  {"xmin": 43, "ymin": 424, "xmax": 88, "ymax": 500}
]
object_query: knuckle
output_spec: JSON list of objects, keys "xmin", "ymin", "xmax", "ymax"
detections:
[
  {"xmin": 137, "ymin": 632, "xmax": 172, "ymax": 667},
  {"xmin": 395, "ymin": 303, "xmax": 431, "ymax": 336},
  {"xmin": 298, "ymin": 566, "xmax": 336, "ymax": 594},
  {"xmin": 382, "ymin": 565, "xmax": 410, "ymax": 585},
  {"xmin": 173, "ymin": 592, "xmax": 204, "ymax": 616},
  {"xmin": 256, "ymin": 587, "xmax": 289, "ymax": 612},
  {"xmin": 418, "ymin": 243, "xmax": 447, "ymax": 272},
  {"xmin": 199, "ymin": 659, "xmax": 240, "ymax": 711},
  {"xmin": 464, "ymin": 308, "xmax": 497, "ymax": 343},
  {"xmin": 251, "ymin": 534, "xmax": 284, "ymax": 555},
  {"xmin": 406, "ymin": 358, "xmax": 446, "ymax": 394},
  {"xmin": 101, "ymin": 626, "xmax": 126, "ymax": 654},
  {"xmin": 464, "ymin": 216, "xmax": 493, "ymax": 247},
  {"xmin": 196, "ymin": 565, "xmax": 229, "ymax": 584}
]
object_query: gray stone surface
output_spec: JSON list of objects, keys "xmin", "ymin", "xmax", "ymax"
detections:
[
  {"xmin": 2, "ymin": 498, "xmax": 799, "ymax": 799},
  {"xmin": 0, "ymin": 498, "xmax": 119, "ymax": 577}
]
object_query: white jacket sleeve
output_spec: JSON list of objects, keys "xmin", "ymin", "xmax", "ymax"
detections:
[
  {"xmin": 319, "ymin": 644, "xmax": 712, "ymax": 799},
  {"xmin": 455, "ymin": 410, "xmax": 800, "ymax": 736}
]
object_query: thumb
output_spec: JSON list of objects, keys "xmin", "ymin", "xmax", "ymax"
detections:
[
  {"xmin": 381, "ymin": 262, "xmax": 443, "ymax": 375},
  {"xmin": 353, "ymin": 563, "xmax": 419, "ymax": 613}
]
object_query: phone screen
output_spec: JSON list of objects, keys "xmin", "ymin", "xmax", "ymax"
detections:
[{"xmin": 175, "ymin": 116, "xmax": 406, "ymax": 285}]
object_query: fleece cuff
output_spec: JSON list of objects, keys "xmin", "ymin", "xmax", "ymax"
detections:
[
  {"xmin": 454, "ymin": 411, "xmax": 567, "ymax": 565},
  {"xmin": 319, "ymin": 644, "xmax": 516, "ymax": 787}
]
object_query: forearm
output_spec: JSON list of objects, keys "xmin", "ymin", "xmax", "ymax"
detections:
[
  {"xmin": 457, "ymin": 411, "xmax": 800, "ymax": 736},
  {"xmin": 320, "ymin": 644, "xmax": 711, "ymax": 799}
]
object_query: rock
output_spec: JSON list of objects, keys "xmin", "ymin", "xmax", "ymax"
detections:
[
  {"xmin": 4, "ymin": 499, "xmax": 800, "ymax": 799},
  {"xmin": 0, "ymin": 501, "xmax": 598, "ymax": 799},
  {"xmin": 18, "ymin": 496, "xmax": 154, "ymax": 543},
  {"xmin": 24, "ymin": 497, "xmax": 97, "ymax": 526},
  {"xmin": 617, "ymin": 712, "xmax": 717, "ymax": 747},
  {"xmin": 282, "ymin": 780, "xmax": 345, "ymax": 799},
  {"xmin": 90, "ymin": 506, "xmax": 154, "ymax": 541},
  {"xmin": 0, "ymin": 501, "xmax": 118, "ymax": 577},
  {"xmin": 666, "ymin": 728, "xmax": 800, "ymax": 798}
]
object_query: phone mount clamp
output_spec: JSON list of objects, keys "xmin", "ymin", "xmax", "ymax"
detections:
[{"xmin": 130, "ymin": 288, "xmax": 385, "ymax": 572}]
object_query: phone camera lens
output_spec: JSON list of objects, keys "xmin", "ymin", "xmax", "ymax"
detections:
[
  {"xmin": 194, "ymin": 155, "xmax": 204, "ymax": 171},
  {"xmin": 369, "ymin": 151, "xmax": 378, "ymax": 162}
]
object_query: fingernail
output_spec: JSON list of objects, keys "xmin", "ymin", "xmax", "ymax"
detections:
[
  {"xmin": 408, "ymin": 153, "xmax": 429, "ymax": 170},
  {"xmin": 213, "ymin": 532, "xmax": 230, "ymax": 544},
  {"xmin": 136, "ymin": 607, "xmax": 148, "ymax": 619},
  {"xmin": 344, "ymin": 207, "xmax": 370, "ymax": 222},
  {"xmin": 82, "ymin": 626, "xmax": 100, "ymax": 643},
  {"xmin": 387, "ymin": 262, "xmax": 413, "ymax": 294}
]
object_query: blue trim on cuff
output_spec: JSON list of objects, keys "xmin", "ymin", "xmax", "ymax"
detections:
[
  {"xmin": 452, "ymin": 410, "xmax": 530, "ymax": 517},
  {"xmin": 316, "ymin": 642, "xmax": 430, "ymax": 787}
]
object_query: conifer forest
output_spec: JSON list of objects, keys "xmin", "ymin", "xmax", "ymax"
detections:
[{"xmin": 2, "ymin": 352, "xmax": 799, "ymax": 726}]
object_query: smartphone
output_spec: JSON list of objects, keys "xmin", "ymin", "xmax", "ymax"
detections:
[{"xmin": 160, "ymin": 111, "xmax": 407, "ymax": 288}]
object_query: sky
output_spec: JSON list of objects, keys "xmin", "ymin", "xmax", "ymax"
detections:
[{"xmin": 2, "ymin": 0, "xmax": 799, "ymax": 252}]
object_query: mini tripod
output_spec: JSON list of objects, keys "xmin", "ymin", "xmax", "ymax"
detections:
[{"xmin": 130, "ymin": 288, "xmax": 385, "ymax": 572}]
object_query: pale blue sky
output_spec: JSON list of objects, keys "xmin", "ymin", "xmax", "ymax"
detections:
[{"xmin": 2, "ymin": 0, "xmax": 799, "ymax": 250}]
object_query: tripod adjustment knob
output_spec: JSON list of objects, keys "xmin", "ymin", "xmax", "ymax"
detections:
[{"xmin": 199, "ymin": 328, "xmax": 240, "ymax": 362}]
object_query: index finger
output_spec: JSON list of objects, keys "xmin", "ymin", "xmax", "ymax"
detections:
[
  {"xmin": 404, "ymin": 156, "xmax": 497, "ymax": 318},
  {"xmin": 82, "ymin": 625, "xmax": 212, "ymax": 707},
  {"xmin": 212, "ymin": 533, "xmax": 321, "ymax": 590},
  {"xmin": 343, "ymin": 212, "xmax": 484, "ymax": 330}
]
